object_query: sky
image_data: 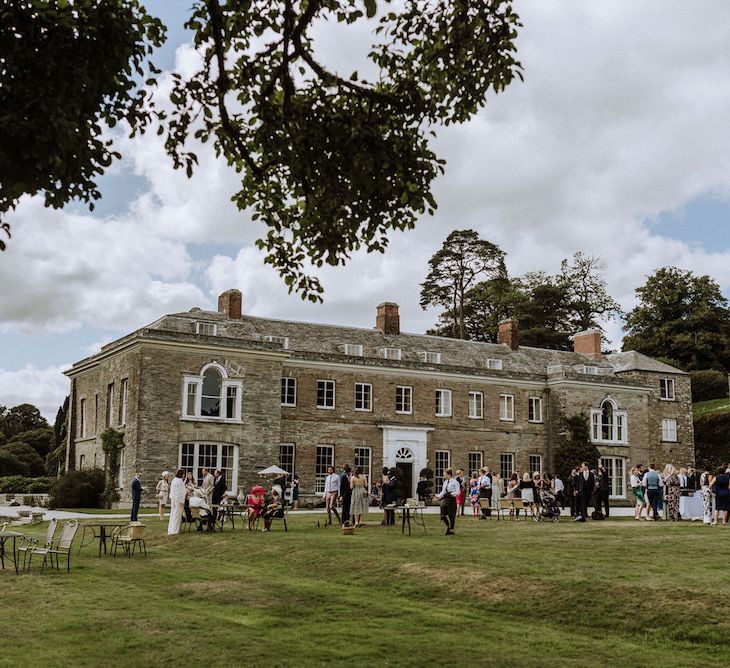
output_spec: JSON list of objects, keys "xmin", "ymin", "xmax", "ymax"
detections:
[{"xmin": 3, "ymin": 1, "xmax": 730, "ymax": 421}]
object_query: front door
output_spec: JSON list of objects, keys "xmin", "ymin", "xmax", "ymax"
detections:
[{"xmin": 398, "ymin": 462, "xmax": 413, "ymax": 500}]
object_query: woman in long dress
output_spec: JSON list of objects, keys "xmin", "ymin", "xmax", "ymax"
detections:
[
  {"xmin": 490, "ymin": 473, "xmax": 503, "ymax": 513},
  {"xmin": 156, "ymin": 471, "xmax": 170, "ymax": 520},
  {"xmin": 662, "ymin": 464, "xmax": 681, "ymax": 521},
  {"xmin": 167, "ymin": 469, "xmax": 186, "ymax": 535},
  {"xmin": 711, "ymin": 467, "xmax": 730, "ymax": 526},
  {"xmin": 349, "ymin": 466, "xmax": 369, "ymax": 528}
]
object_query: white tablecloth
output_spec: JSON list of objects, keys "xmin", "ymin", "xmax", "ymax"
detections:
[{"xmin": 679, "ymin": 491, "xmax": 704, "ymax": 520}]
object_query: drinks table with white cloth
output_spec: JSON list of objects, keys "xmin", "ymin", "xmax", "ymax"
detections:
[{"xmin": 679, "ymin": 490, "xmax": 705, "ymax": 521}]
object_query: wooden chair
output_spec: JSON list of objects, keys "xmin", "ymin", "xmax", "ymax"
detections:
[
  {"xmin": 19, "ymin": 518, "xmax": 57, "ymax": 571},
  {"xmin": 268, "ymin": 505, "xmax": 288, "ymax": 532},
  {"xmin": 512, "ymin": 498, "xmax": 528, "ymax": 520},
  {"xmin": 478, "ymin": 498, "xmax": 493, "ymax": 519},
  {"xmin": 30, "ymin": 520, "xmax": 79, "ymax": 572},
  {"xmin": 496, "ymin": 498, "xmax": 512, "ymax": 520},
  {"xmin": 112, "ymin": 523, "xmax": 147, "ymax": 558}
]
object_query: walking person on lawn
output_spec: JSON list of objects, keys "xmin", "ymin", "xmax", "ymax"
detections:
[
  {"xmin": 130, "ymin": 472, "xmax": 142, "ymax": 522},
  {"xmin": 435, "ymin": 468, "xmax": 460, "ymax": 535},
  {"xmin": 323, "ymin": 465, "xmax": 341, "ymax": 525}
]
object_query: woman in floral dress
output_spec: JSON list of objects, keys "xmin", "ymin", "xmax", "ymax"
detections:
[
  {"xmin": 700, "ymin": 468, "xmax": 713, "ymax": 524},
  {"xmin": 469, "ymin": 472, "xmax": 480, "ymax": 517},
  {"xmin": 662, "ymin": 464, "xmax": 681, "ymax": 521}
]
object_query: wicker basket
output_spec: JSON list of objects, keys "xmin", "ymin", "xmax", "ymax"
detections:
[{"xmin": 341, "ymin": 525, "xmax": 355, "ymax": 535}]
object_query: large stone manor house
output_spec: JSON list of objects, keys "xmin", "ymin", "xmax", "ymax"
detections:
[{"xmin": 65, "ymin": 289, "xmax": 694, "ymax": 505}]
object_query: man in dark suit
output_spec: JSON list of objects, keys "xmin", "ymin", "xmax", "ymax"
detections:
[
  {"xmin": 339, "ymin": 465, "xmax": 352, "ymax": 526},
  {"xmin": 598, "ymin": 464, "xmax": 611, "ymax": 517},
  {"xmin": 686, "ymin": 467, "xmax": 698, "ymax": 492},
  {"xmin": 569, "ymin": 468, "xmax": 580, "ymax": 517},
  {"xmin": 212, "ymin": 469, "xmax": 227, "ymax": 506},
  {"xmin": 130, "ymin": 472, "xmax": 142, "ymax": 522},
  {"xmin": 575, "ymin": 462, "xmax": 595, "ymax": 522}
]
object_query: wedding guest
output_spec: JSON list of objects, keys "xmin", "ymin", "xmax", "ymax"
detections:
[
  {"xmin": 519, "ymin": 472, "xmax": 536, "ymax": 518},
  {"xmin": 597, "ymin": 464, "xmax": 611, "ymax": 517},
  {"xmin": 130, "ymin": 472, "xmax": 142, "ymax": 522},
  {"xmin": 491, "ymin": 472, "xmax": 504, "ymax": 513},
  {"xmin": 700, "ymin": 468, "xmax": 713, "ymax": 524},
  {"xmin": 339, "ymin": 465, "xmax": 352, "ymax": 526},
  {"xmin": 167, "ymin": 469, "xmax": 186, "ymax": 535},
  {"xmin": 506, "ymin": 473, "xmax": 520, "ymax": 518},
  {"xmin": 663, "ymin": 464, "xmax": 681, "ymax": 521},
  {"xmin": 261, "ymin": 489, "xmax": 284, "ymax": 532},
  {"xmin": 184, "ymin": 472, "xmax": 196, "ymax": 523},
  {"xmin": 201, "ymin": 467, "xmax": 215, "ymax": 506},
  {"xmin": 469, "ymin": 471, "xmax": 480, "ymax": 517},
  {"xmin": 687, "ymin": 466, "xmax": 699, "ymax": 491},
  {"xmin": 349, "ymin": 466, "xmax": 369, "ymax": 528},
  {"xmin": 642, "ymin": 464, "xmax": 664, "ymax": 521},
  {"xmin": 247, "ymin": 486, "xmax": 265, "ymax": 530},
  {"xmin": 678, "ymin": 467, "xmax": 690, "ymax": 497},
  {"xmin": 434, "ymin": 468, "xmax": 460, "ymax": 535},
  {"xmin": 323, "ymin": 465, "xmax": 341, "ymax": 526},
  {"xmin": 212, "ymin": 469, "xmax": 227, "ymax": 506},
  {"xmin": 477, "ymin": 467, "xmax": 492, "ymax": 519},
  {"xmin": 455, "ymin": 469, "xmax": 466, "ymax": 516},
  {"xmin": 575, "ymin": 462, "xmax": 595, "ymax": 522},
  {"xmin": 156, "ymin": 471, "xmax": 170, "ymax": 521},
  {"xmin": 552, "ymin": 474, "xmax": 565, "ymax": 509},
  {"xmin": 711, "ymin": 466, "xmax": 730, "ymax": 526},
  {"xmin": 630, "ymin": 467, "xmax": 646, "ymax": 520},
  {"xmin": 291, "ymin": 474, "xmax": 300, "ymax": 509}
]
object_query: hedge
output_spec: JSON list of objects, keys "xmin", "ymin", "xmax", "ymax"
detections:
[
  {"xmin": 0, "ymin": 475, "xmax": 54, "ymax": 494},
  {"xmin": 48, "ymin": 469, "xmax": 105, "ymax": 509}
]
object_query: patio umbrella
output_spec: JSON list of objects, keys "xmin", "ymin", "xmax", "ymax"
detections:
[{"xmin": 257, "ymin": 465, "xmax": 289, "ymax": 476}]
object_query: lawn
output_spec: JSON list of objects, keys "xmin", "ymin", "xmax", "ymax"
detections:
[
  {"xmin": 693, "ymin": 397, "xmax": 730, "ymax": 417},
  {"xmin": 2, "ymin": 513, "xmax": 728, "ymax": 667}
]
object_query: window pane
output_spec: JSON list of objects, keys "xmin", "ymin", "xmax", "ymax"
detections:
[
  {"xmin": 315, "ymin": 445, "xmax": 334, "ymax": 494},
  {"xmin": 354, "ymin": 447, "xmax": 372, "ymax": 483},
  {"xmin": 279, "ymin": 444, "xmax": 295, "ymax": 478},
  {"xmin": 500, "ymin": 453, "xmax": 514, "ymax": 481},
  {"xmin": 468, "ymin": 452, "xmax": 482, "ymax": 475},
  {"xmin": 186, "ymin": 383, "xmax": 198, "ymax": 416},
  {"xmin": 202, "ymin": 368, "xmax": 222, "ymax": 417},
  {"xmin": 225, "ymin": 386, "xmax": 237, "ymax": 419},
  {"xmin": 434, "ymin": 451, "xmax": 450, "ymax": 490}
]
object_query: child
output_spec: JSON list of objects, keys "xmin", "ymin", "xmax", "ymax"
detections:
[
  {"xmin": 262, "ymin": 489, "xmax": 283, "ymax": 532},
  {"xmin": 469, "ymin": 472, "xmax": 480, "ymax": 517}
]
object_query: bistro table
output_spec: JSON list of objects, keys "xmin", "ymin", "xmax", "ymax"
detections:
[
  {"xmin": 78, "ymin": 522, "xmax": 125, "ymax": 557},
  {"xmin": 386, "ymin": 503, "xmax": 428, "ymax": 536},
  {"xmin": 0, "ymin": 531, "xmax": 25, "ymax": 574}
]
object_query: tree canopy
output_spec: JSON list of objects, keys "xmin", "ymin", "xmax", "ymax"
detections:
[
  {"xmin": 420, "ymin": 230, "xmax": 507, "ymax": 339},
  {"xmin": 0, "ymin": 403, "xmax": 49, "ymax": 441},
  {"xmin": 1, "ymin": 0, "xmax": 523, "ymax": 300},
  {"xmin": 0, "ymin": 0, "xmax": 165, "ymax": 250},
  {"xmin": 622, "ymin": 267, "xmax": 730, "ymax": 372}
]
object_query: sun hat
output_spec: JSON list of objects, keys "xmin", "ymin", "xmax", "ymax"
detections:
[{"xmin": 162, "ymin": 470, "xmax": 170, "ymax": 476}]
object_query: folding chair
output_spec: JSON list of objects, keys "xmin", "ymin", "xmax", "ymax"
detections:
[
  {"xmin": 19, "ymin": 518, "xmax": 57, "ymax": 571},
  {"xmin": 30, "ymin": 520, "xmax": 79, "ymax": 573},
  {"xmin": 512, "ymin": 498, "xmax": 527, "ymax": 520},
  {"xmin": 496, "ymin": 498, "xmax": 512, "ymax": 521}
]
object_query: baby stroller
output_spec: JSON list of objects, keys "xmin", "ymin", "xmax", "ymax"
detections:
[{"xmin": 537, "ymin": 489, "xmax": 561, "ymax": 523}]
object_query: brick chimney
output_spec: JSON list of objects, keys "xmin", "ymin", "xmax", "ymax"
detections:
[
  {"xmin": 218, "ymin": 289, "xmax": 243, "ymax": 320},
  {"xmin": 573, "ymin": 329, "xmax": 602, "ymax": 360},
  {"xmin": 376, "ymin": 302, "xmax": 400, "ymax": 335},
  {"xmin": 498, "ymin": 318, "xmax": 518, "ymax": 350}
]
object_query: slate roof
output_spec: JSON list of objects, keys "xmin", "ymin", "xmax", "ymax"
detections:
[{"xmin": 606, "ymin": 351, "xmax": 688, "ymax": 375}]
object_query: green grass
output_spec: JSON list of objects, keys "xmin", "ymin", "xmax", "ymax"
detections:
[
  {"xmin": 3, "ymin": 514, "xmax": 729, "ymax": 667},
  {"xmin": 693, "ymin": 397, "xmax": 730, "ymax": 417}
]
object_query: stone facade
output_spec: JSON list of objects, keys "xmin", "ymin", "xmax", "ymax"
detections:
[{"xmin": 64, "ymin": 292, "xmax": 694, "ymax": 507}]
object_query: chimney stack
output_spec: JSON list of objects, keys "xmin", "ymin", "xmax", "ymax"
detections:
[
  {"xmin": 376, "ymin": 302, "xmax": 400, "ymax": 336},
  {"xmin": 573, "ymin": 329, "xmax": 602, "ymax": 360},
  {"xmin": 218, "ymin": 289, "xmax": 243, "ymax": 320},
  {"xmin": 498, "ymin": 319, "xmax": 519, "ymax": 350}
]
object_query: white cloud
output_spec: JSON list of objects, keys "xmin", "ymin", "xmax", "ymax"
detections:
[{"xmin": 0, "ymin": 365, "xmax": 69, "ymax": 422}]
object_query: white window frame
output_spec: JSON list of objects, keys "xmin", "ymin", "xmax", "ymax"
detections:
[
  {"xmin": 434, "ymin": 450, "xmax": 450, "ymax": 490},
  {"xmin": 500, "ymin": 453, "xmax": 515, "ymax": 481},
  {"xmin": 661, "ymin": 418, "xmax": 678, "ymax": 442},
  {"xmin": 380, "ymin": 347, "xmax": 402, "ymax": 361},
  {"xmin": 79, "ymin": 397, "xmax": 87, "ymax": 438},
  {"xmin": 106, "ymin": 382, "xmax": 115, "ymax": 427},
  {"xmin": 468, "ymin": 391, "xmax": 484, "ymax": 419},
  {"xmin": 264, "ymin": 335, "xmax": 290, "ymax": 349},
  {"xmin": 590, "ymin": 397, "xmax": 628, "ymax": 444},
  {"xmin": 281, "ymin": 377, "xmax": 297, "ymax": 407},
  {"xmin": 117, "ymin": 447, "xmax": 125, "ymax": 488},
  {"xmin": 396, "ymin": 385, "xmax": 413, "ymax": 414},
  {"xmin": 354, "ymin": 446, "xmax": 372, "ymax": 485},
  {"xmin": 435, "ymin": 389, "xmax": 452, "ymax": 417},
  {"xmin": 487, "ymin": 358, "xmax": 503, "ymax": 370},
  {"xmin": 179, "ymin": 442, "xmax": 239, "ymax": 490},
  {"xmin": 120, "ymin": 378, "xmax": 129, "ymax": 427},
  {"xmin": 468, "ymin": 451, "xmax": 483, "ymax": 475},
  {"xmin": 583, "ymin": 365, "xmax": 599, "ymax": 375},
  {"xmin": 600, "ymin": 456, "xmax": 627, "ymax": 499},
  {"xmin": 181, "ymin": 362, "xmax": 243, "ymax": 423},
  {"xmin": 418, "ymin": 351, "xmax": 441, "ymax": 364},
  {"xmin": 354, "ymin": 382, "xmax": 373, "ymax": 412},
  {"xmin": 315, "ymin": 444, "xmax": 335, "ymax": 494},
  {"xmin": 499, "ymin": 393, "xmax": 515, "ymax": 421},
  {"xmin": 660, "ymin": 378, "xmax": 676, "ymax": 401},
  {"xmin": 343, "ymin": 344, "xmax": 363, "ymax": 357},
  {"xmin": 195, "ymin": 321, "xmax": 218, "ymax": 336},
  {"xmin": 528, "ymin": 396, "xmax": 543, "ymax": 423},
  {"xmin": 317, "ymin": 379, "xmax": 336, "ymax": 409},
  {"xmin": 279, "ymin": 443, "xmax": 296, "ymax": 481},
  {"xmin": 529, "ymin": 454, "xmax": 543, "ymax": 477}
]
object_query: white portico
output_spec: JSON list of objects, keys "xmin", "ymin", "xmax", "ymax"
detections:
[{"xmin": 378, "ymin": 424, "xmax": 434, "ymax": 498}]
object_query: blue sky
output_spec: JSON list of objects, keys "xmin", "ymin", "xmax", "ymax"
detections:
[{"xmin": 3, "ymin": 1, "xmax": 730, "ymax": 419}]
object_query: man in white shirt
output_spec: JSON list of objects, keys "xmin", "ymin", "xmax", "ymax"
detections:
[
  {"xmin": 478, "ymin": 467, "xmax": 492, "ymax": 519},
  {"xmin": 323, "ymin": 465, "xmax": 341, "ymax": 525},
  {"xmin": 552, "ymin": 474, "xmax": 565, "ymax": 509},
  {"xmin": 435, "ymin": 468, "xmax": 460, "ymax": 535}
]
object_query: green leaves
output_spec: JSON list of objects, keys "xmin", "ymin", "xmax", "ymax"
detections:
[{"xmin": 163, "ymin": 0, "xmax": 522, "ymax": 301}]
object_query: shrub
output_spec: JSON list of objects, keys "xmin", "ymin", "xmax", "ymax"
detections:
[
  {"xmin": 690, "ymin": 370, "xmax": 728, "ymax": 403},
  {"xmin": 0, "ymin": 475, "xmax": 32, "ymax": 493},
  {"xmin": 27, "ymin": 477, "xmax": 54, "ymax": 493},
  {"xmin": 0, "ymin": 450, "xmax": 30, "ymax": 477},
  {"xmin": 48, "ymin": 469, "xmax": 105, "ymax": 509}
]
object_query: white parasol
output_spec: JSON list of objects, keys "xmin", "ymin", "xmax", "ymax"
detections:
[{"xmin": 257, "ymin": 465, "xmax": 289, "ymax": 476}]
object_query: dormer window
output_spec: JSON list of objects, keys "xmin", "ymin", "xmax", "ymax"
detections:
[
  {"xmin": 195, "ymin": 322, "xmax": 218, "ymax": 336},
  {"xmin": 380, "ymin": 347, "xmax": 401, "ymax": 361},
  {"xmin": 583, "ymin": 365, "xmax": 599, "ymax": 375},
  {"xmin": 487, "ymin": 358, "xmax": 503, "ymax": 370},
  {"xmin": 264, "ymin": 335, "xmax": 289, "ymax": 349},
  {"xmin": 182, "ymin": 362, "xmax": 243, "ymax": 423},
  {"xmin": 419, "ymin": 351, "xmax": 441, "ymax": 364},
  {"xmin": 342, "ymin": 344, "xmax": 363, "ymax": 357}
]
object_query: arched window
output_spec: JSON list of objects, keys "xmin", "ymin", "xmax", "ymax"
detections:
[
  {"xmin": 182, "ymin": 363, "xmax": 243, "ymax": 422},
  {"xmin": 591, "ymin": 397, "xmax": 627, "ymax": 444}
]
